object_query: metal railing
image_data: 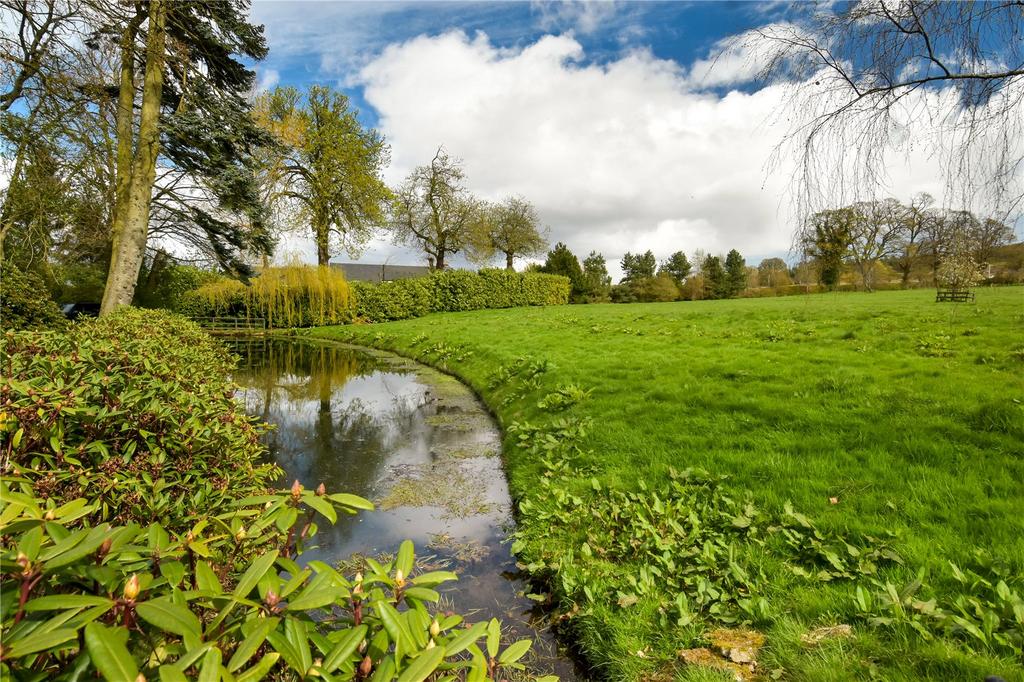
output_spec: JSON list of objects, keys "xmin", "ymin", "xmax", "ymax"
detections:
[{"xmin": 191, "ymin": 316, "xmax": 268, "ymax": 334}]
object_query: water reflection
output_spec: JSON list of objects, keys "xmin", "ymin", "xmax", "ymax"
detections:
[{"xmin": 230, "ymin": 339, "xmax": 579, "ymax": 680}]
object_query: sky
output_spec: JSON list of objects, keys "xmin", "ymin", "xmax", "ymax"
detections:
[{"xmin": 246, "ymin": 0, "xmax": 1020, "ymax": 279}]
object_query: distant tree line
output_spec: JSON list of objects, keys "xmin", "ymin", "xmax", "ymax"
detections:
[{"xmin": 799, "ymin": 195, "xmax": 1016, "ymax": 291}]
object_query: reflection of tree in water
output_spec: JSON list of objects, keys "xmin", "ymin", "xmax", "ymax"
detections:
[
  {"xmin": 232, "ymin": 340, "xmax": 377, "ymax": 415},
  {"xmin": 231, "ymin": 339, "xmax": 428, "ymax": 500}
]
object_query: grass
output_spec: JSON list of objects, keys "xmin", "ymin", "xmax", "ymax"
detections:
[{"xmin": 307, "ymin": 288, "xmax": 1024, "ymax": 681}]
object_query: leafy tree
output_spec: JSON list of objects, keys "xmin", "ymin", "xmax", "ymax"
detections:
[
  {"xmin": 254, "ymin": 85, "xmax": 391, "ymax": 265},
  {"xmin": 701, "ymin": 254, "xmax": 727, "ymax": 299},
  {"xmin": 390, "ymin": 147, "xmax": 480, "ymax": 270},
  {"xmin": 637, "ymin": 272, "xmax": 680, "ymax": 302},
  {"xmin": 757, "ymin": 257, "xmax": 790, "ymax": 287},
  {"xmin": 97, "ymin": 0, "xmax": 273, "ymax": 314},
  {"xmin": 724, "ymin": 249, "xmax": 747, "ymax": 297},
  {"xmin": 467, "ymin": 195, "xmax": 548, "ymax": 269},
  {"xmin": 846, "ymin": 199, "xmax": 906, "ymax": 291},
  {"xmin": 801, "ymin": 207, "xmax": 857, "ymax": 288},
  {"xmin": 620, "ymin": 250, "xmax": 656, "ymax": 283},
  {"xmin": 581, "ymin": 250, "xmax": 612, "ymax": 301},
  {"xmin": 658, "ymin": 251, "xmax": 692, "ymax": 285},
  {"xmin": 541, "ymin": 242, "xmax": 584, "ymax": 300}
]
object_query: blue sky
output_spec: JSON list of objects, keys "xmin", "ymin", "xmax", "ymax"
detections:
[
  {"xmin": 244, "ymin": 1, "xmax": 1020, "ymax": 275},
  {"xmin": 251, "ymin": 1, "xmax": 798, "ymax": 129}
]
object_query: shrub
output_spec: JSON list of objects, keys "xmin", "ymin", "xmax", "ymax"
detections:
[
  {"xmin": 1, "ymin": 307, "xmax": 276, "ymax": 529},
  {"xmin": 0, "ymin": 308, "xmax": 539, "ymax": 680},
  {"xmin": 135, "ymin": 263, "xmax": 226, "ymax": 311},
  {"xmin": 354, "ymin": 269, "xmax": 569, "ymax": 323},
  {"xmin": 179, "ymin": 265, "xmax": 354, "ymax": 328},
  {"xmin": 0, "ymin": 264, "xmax": 66, "ymax": 331}
]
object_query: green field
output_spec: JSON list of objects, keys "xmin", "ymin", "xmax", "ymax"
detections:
[{"xmin": 309, "ymin": 288, "xmax": 1024, "ymax": 680}]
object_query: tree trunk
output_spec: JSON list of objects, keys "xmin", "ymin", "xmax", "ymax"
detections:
[
  {"xmin": 434, "ymin": 251, "xmax": 445, "ymax": 270},
  {"xmin": 101, "ymin": 0, "xmax": 166, "ymax": 316},
  {"xmin": 505, "ymin": 252, "xmax": 514, "ymax": 270}
]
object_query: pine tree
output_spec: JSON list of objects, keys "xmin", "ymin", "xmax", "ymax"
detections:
[
  {"xmin": 541, "ymin": 242, "xmax": 584, "ymax": 300},
  {"xmin": 701, "ymin": 255, "xmax": 727, "ymax": 299},
  {"xmin": 724, "ymin": 249, "xmax": 747, "ymax": 297}
]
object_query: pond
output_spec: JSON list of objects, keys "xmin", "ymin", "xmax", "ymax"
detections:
[{"xmin": 230, "ymin": 339, "xmax": 579, "ymax": 680}]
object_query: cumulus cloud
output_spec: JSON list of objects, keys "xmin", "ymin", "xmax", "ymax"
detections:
[
  {"xmin": 352, "ymin": 31, "xmax": 812, "ymax": 276},
  {"xmin": 282, "ymin": 30, "xmax": 971, "ymax": 278}
]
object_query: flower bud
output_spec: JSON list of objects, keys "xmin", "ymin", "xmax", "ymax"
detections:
[
  {"xmin": 235, "ymin": 526, "xmax": 247, "ymax": 542},
  {"xmin": 43, "ymin": 509, "xmax": 56, "ymax": 521},
  {"xmin": 429, "ymin": 618, "xmax": 440, "ymax": 638},
  {"xmin": 426, "ymin": 638, "xmax": 436, "ymax": 649},
  {"xmin": 135, "ymin": 674, "xmax": 146, "ymax": 682},
  {"xmin": 123, "ymin": 574, "xmax": 140, "ymax": 600},
  {"xmin": 316, "ymin": 482, "xmax": 326, "ymax": 496},
  {"xmin": 358, "ymin": 655, "xmax": 372, "ymax": 677},
  {"xmin": 15, "ymin": 552, "xmax": 30, "ymax": 575},
  {"xmin": 97, "ymin": 538, "xmax": 112, "ymax": 560},
  {"xmin": 265, "ymin": 589, "xmax": 280, "ymax": 608},
  {"xmin": 358, "ymin": 639, "xmax": 368, "ymax": 653},
  {"xmin": 394, "ymin": 569, "xmax": 405, "ymax": 587},
  {"xmin": 291, "ymin": 479, "xmax": 302, "ymax": 499}
]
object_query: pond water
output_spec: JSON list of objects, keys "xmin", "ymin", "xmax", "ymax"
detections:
[{"xmin": 230, "ymin": 339, "xmax": 579, "ymax": 680}]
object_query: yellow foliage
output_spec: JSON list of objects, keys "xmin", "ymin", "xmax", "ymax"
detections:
[{"xmin": 187, "ymin": 265, "xmax": 353, "ymax": 328}]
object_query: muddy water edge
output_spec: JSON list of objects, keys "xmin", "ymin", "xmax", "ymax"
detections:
[{"xmin": 229, "ymin": 338, "xmax": 581, "ymax": 680}]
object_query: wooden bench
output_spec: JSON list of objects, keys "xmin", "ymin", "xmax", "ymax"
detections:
[{"xmin": 935, "ymin": 289, "xmax": 975, "ymax": 303}]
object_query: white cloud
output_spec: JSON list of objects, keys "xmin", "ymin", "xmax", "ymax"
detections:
[
  {"xmin": 352, "ymin": 30, "xmax": 826, "ymax": 278},
  {"xmin": 288, "ymin": 29, "xmax": 1008, "ymax": 280},
  {"xmin": 531, "ymin": 0, "xmax": 621, "ymax": 36}
]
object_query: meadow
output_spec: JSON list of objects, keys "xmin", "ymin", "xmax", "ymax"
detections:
[{"xmin": 310, "ymin": 288, "xmax": 1024, "ymax": 681}]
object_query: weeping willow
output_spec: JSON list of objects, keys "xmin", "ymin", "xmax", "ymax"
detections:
[{"xmin": 186, "ymin": 265, "xmax": 354, "ymax": 328}]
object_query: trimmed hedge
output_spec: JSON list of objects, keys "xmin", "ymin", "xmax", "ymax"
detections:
[{"xmin": 353, "ymin": 269, "xmax": 570, "ymax": 322}]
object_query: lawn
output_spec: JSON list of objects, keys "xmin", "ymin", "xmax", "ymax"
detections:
[{"xmin": 308, "ymin": 288, "xmax": 1024, "ymax": 681}]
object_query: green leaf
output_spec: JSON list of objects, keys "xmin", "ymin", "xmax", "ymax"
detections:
[
  {"xmin": 486, "ymin": 618, "xmax": 500, "ymax": 659},
  {"xmin": 498, "ymin": 639, "xmax": 531, "ymax": 664},
  {"xmin": 227, "ymin": 617, "xmax": 279, "ymax": 672},
  {"xmin": 301, "ymin": 494, "xmax": 337, "ymax": 524},
  {"xmin": 410, "ymin": 571, "xmax": 458, "ymax": 587},
  {"xmin": 159, "ymin": 665, "xmax": 189, "ymax": 682},
  {"xmin": 323, "ymin": 625, "xmax": 368, "ymax": 672},
  {"xmin": 396, "ymin": 646, "xmax": 445, "ymax": 682},
  {"xmin": 235, "ymin": 653, "xmax": 281, "ymax": 682},
  {"xmin": 287, "ymin": 582, "xmax": 340, "ymax": 611},
  {"xmin": 25, "ymin": 595, "xmax": 113, "ymax": 612},
  {"xmin": 396, "ymin": 539, "xmax": 415, "ymax": 578},
  {"xmin": 327, "ymin": 492, "xmax": 375, "ymax": 510},
  {"xmin": 85, "ymin": 623, "xmax": 139, "ymax": 681},
  {"xmin": 402, "ymin": 587, "xmax": 440, "ymax": 603},
  {"xmin": 198, "ymin": 647, "xmax": 222, "ymax": 682},
  {"xmin": 196, "ymin": 562, "xmax": 222, "ymax": 594},
  {"xmin": 445, "ymin": 621, "xmax": 487, "ymax": 656},
  {"xmin": 6, "ymin": 628, "xmax": 78, "ymax": 657},
  {"xmin": 234, "ymin": 550, "xmax": 279, "ymax": 599},
  {"xmin": 137, "ymin": 598, "xmax": 202, "ymax": 641}
]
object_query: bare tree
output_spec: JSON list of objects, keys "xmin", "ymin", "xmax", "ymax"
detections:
[
  {"xmin": 848, "ymin": 198, "xmax": 906, "ymax": 290},
  {"xmin": 737, "ymin": 1, "xmax": 1024, "ymax": 220},
  {"xmin": 390, "ymin": 147, "xmax": 481, "ymax": 270},
  {"xmin": 892, "ymin": 192, "xmax": 935, "ymax": 286}
]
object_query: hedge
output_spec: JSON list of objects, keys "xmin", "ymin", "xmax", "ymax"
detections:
[
  {"xmin": 180, "ymin": 267, "xmax": 569, "ymax": 327},
  {"xmin": 353, "ymin": 269, "xmax": 570, "ymax": 322}
]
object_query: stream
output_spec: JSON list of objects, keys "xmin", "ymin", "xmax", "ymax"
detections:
[{"xmin": 230, "ymin": 339, "xmax": 579, "ymax": 680}]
